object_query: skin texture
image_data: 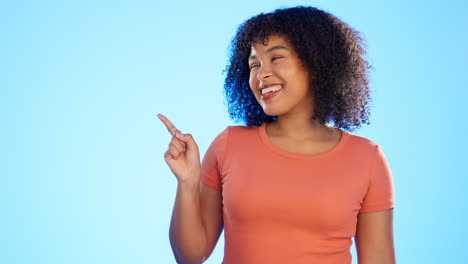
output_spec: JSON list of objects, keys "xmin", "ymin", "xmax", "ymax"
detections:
[
  {"xmin": 355, "ymin": 209, "xmax": 396, "ymax": 264},
  {"xmin": 248, "ymin": 35, "xmax": 313, "ymax": 118}
]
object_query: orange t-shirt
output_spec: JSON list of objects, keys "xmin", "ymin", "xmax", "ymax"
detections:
[{"xmin": 201, "ymin": 123, "xmax": 395, "ymax": 264}]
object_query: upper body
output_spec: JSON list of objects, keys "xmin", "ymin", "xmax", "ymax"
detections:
[
  {"xmin": 201, "ymin": 123, "xmax": 395, "ymax": 264},
  {"xmin": 160, "ymin": 6, "xmax": 396, "ymax": 264}
]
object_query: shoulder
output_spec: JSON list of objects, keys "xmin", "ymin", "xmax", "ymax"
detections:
[
  {"xmin": 343, "ymin": 132, "xmax": 382, "ymax": 157},
  {"xmin": 208, "ymin": 125, "xmax": 260, "ymax": 154},
  {"xmin": 209, "ymin": 125, "xmax": 256, "ymax": 146},
  {"xmin": 216, "ymin": 125, "xmax": 258, "ymax": 140},
  {"xmin": 346, "ymin": 132, "xmax": 377, "ymax": 147},
  {"xmin": 204, "ymin": 125, "xmax": 258, "ymax": 166},
  {"xmin": 227, "ymin": 125, "xmax": 258, "ymax": 133}
]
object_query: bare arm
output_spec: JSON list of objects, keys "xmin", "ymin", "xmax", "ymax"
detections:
[
  {"xmin": 158, "ymin": 114, "xmax": 223, "ymax": 264},
  {"xmin": 199, "ymin": 183, "xmax": 223, "ymax": 260},
  {"xmin": 169, "ymin": 182, "xmax": 223, "ymax": 264},
  {"xmin": 355, "ymin": 209, "xmax": 396, "ymax": 264},
  {"xmin": 169, "ymin": 180, "xmax": 206, "ymax": 264}
]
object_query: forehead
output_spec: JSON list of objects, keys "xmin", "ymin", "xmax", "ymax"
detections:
[{"xmin": 249, "ymin": 35, "xmax": 291, "ymax": 56}]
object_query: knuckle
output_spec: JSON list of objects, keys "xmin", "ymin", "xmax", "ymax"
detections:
[
  {"xmin": 171, "ymin": 142, "xmax": 183, "ymax": 150},
  {"xmin": 169, "ymin": 144, "xmax": 178, "ymax": 151}
]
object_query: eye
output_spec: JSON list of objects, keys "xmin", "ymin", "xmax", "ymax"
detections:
[
  {"xmin": 249, "ymin": 64, "xmax": 259, "ymax": 70},
  {"xmin": 271, "ymin": 56, "xmax": 283, "ymax": 62}
]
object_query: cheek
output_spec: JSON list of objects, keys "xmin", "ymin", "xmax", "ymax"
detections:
[
  {"xmin": 248, "ymin": 72, "xmax": 255, "ymax": 87},
  {"xmin": 248, "ymin": 74, "xmax": 258, "ymax": 94}
]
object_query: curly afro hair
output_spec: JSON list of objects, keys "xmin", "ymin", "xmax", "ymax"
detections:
[{"xmin": 224, "ymin": 6, "xmax": 371, "ymax": 131}]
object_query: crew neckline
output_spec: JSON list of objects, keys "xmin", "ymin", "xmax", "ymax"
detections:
[{"xmin": 257, "ymin": 122, "xmax": 349, "ymax": 159}]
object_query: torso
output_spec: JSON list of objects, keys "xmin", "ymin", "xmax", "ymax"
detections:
[{"xmin": 201, "ymin": 124, "xmax": 394, "ymax": 264}]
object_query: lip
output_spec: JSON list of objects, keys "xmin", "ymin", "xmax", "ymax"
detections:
[
  {"xmin": 261, "ymin": 88, "xmax": 282, "ymax": 100},
  {"xmin": 259, "ymin": 83, "xmax": 283, "ymax": 100},
  {"xmin": 260, "ymin": 83, "xmax": 283, "ymax": 90}
]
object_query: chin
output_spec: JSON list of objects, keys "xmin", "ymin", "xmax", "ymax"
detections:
[{"xmin": 262, "ymin": 107, "xmax": 285, "ymax": 117}]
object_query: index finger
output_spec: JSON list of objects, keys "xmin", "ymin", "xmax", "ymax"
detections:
[{"xmin": 157, "ymin": 113, "xmax": 179, "ymax": 135}]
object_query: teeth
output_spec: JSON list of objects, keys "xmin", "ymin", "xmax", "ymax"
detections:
[{"xmin": 261, "ymin": 85, "xmax": 282, "ymax": 95}]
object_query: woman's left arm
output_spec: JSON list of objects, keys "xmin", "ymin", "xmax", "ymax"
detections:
[{"xmin": 355, "ymin": 208, "xmax": 396, "ymax": 264}]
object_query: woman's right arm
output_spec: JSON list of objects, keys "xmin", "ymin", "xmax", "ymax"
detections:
[
  {"xmin": 158, "ymin": 114, "xmax": 223, "ymax": 264},
  {"xmin": 170, "ymin": 181, "xmax": 223, "ymax": 264}
]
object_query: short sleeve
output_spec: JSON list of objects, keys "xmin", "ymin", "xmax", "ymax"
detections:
[
  {"xmin": 200, "ymin": 127, "xmax": 229, "ymax": 191},
  {"xmin": 359, "ymin": 145, "xmax": 395, "ymax": 213}
]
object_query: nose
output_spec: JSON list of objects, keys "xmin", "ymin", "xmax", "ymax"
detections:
[{"xmin": 256, "ymin": 63, "xmax": 272, "ymax": 80}]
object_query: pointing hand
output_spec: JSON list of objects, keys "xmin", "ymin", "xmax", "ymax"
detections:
[{"xmin": 157, "ymin": 114, "xmax": 201, "ymax": 183}]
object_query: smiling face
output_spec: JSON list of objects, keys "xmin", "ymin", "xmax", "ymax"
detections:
[{"xmin": 248, "ymin": 35, "xmax": 314, "ymax": 118}]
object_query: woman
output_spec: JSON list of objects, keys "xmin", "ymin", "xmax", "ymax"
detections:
[{"xmin": 158, "ymin": 6, "xmax": 395, "ymax": 264}]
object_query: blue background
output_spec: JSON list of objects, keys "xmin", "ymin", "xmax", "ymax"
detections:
[{"xmin": 3, "ymin": 0, "xmax": 467, "ymax": 263}]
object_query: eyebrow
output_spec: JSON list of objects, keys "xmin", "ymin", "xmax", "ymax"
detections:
[{"xmin": 249, "ymin": 45, "xmax": 289, "ymax": 61}]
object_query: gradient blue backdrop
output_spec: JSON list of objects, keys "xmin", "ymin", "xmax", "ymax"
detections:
[{"xmin": 3, "ymin": 0, "xmax": 467, "ymax": 263}]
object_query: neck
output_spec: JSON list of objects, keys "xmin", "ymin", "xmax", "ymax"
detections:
[{"xmin": 268, "ymin": 113, "xmax": 333, "ymax": 140}]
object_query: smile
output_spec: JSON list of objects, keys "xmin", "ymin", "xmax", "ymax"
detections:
[{"xmin": 261, "ymin": 85, "xmax": 283, "ymax": 95}]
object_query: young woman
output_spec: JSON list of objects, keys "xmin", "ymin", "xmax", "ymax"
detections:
[{"xmin": 158, "ymin": 6, "xmax": 395, "ymax": 264}]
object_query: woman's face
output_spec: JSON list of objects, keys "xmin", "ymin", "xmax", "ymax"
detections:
[{"xmin": 248, "ymin": 35, "xmax": 313, "ymax": 118}]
